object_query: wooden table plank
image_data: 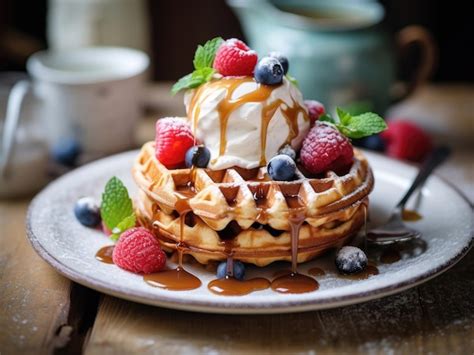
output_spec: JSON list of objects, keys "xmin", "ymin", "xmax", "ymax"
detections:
[
  {"xmin": 0, "ymin": 199, "xmax": 73, "ymax": 354},
  {"xmin": 84, "ymin": 252, "xmax": 473, "ymax": 354}
]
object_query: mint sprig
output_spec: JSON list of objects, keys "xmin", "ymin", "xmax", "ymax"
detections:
[
  {"xmin": 286, "ymin": 74, "xmax": 299, "ymax": 87},
  {"xmin": 320, "ymin": 107, "xmax": 387, "ymax": 139},
  {"xmin": 100, "ymin": 177, "xmax": 136, "ymax": 241},
  {"xmin": 172, "ymin": 37, "xmax": 223, "ymax": 95}
]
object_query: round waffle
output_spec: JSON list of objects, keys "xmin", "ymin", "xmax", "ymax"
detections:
[{"xmin": 133, "ymin": 142, "xmax": 373, "ymax": 266}]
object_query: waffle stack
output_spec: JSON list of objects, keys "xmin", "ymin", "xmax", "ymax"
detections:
[{"xmin": 133, "ymin": 142, "xmax": 373, "ymax": 266}]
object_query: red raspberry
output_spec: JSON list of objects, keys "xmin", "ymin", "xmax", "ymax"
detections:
[
  {"xmin": 112, "ymin": 227, "xmax": 166, "ymax": 274},
  {"xmin": 213, "ymin": 38, "xmax": 258, "ymax": 77},
  {"xmin": 380, "ymin": 120, "xmax": 432, "ymax": 162},
  {"xmin": 300, "ymin": 123, "xmax": 354, "ymax": 174},
  {"xmin": 155, "ymin": 117, "xmax": 194, "ymax": 168},
  {"xmin": 304, "ymin": 100, "xmax": 325, "ymax": 125}
]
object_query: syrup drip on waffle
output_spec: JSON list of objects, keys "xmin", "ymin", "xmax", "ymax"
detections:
[
  {"xmin": 271, "ymin": 195, "xmax": 319, "ymax": 294},
  {"xmin": 144, "ymin": 178, "xmax": 202, "ymax": 291},
  {"xmin": 208, "ymin": 218, "xmax": 272, "ymax": 295},
  {"xmin": 187, "ymin": 77, "xmax": 308, "ymax": 166}
]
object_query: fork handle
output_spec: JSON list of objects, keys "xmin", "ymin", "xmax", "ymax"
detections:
[{"xmin": 396, "ymin": 146, "xmax": 451, "ymax": 209}]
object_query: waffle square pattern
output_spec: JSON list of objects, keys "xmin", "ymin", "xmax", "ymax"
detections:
[{"xmin": 133, "ymin": 142, "xmax": 373, "ymax": 266}]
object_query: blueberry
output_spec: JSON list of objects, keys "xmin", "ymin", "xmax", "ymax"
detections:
[
  {"xmin": 51, "ymin": 138, "xmax": 81, "ymax": 166},
  {"xmin": 335, "ymin": 246, "xmax": 368, "ymax": 275},
  {"xmin": 267, "ymin": 154, "xmax": 296, "ymax": 181},
  {"xmin": 185, "ymin": 145, "xmax": 211, "ymax": 168},
  {"xmin": 254, "ymin": 57, "xmax": 284, "ymax": 85},
  {"xmin": 354, "ymin": 134, "xmax": 385, "ymax": 152},
  {"xmin": 268, "ymin": 51, "xmax": 289, "ymax": 74},
  {"xmin": 74, "ymin": 197, "xmax": 101, "ymax": 227},
  {"xmin": 217, "ymin": 260, "xmax": 245, "ymax": 280},
  {"xmin": 278, "ymin": 144, "xmax": 296, "ymax": 160}
]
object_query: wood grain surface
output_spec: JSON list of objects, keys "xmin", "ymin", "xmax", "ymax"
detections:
[{"xmin": 0, "ymin": 84, "xmax": 473, "ymax": 354}]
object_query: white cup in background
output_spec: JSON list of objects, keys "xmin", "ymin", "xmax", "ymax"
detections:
[
  {"xmin": 0, "ymin": 47, "xmax": 148, "ymax": 196},
  {"xmin": 1, "ymin": 47, "xmax": 149, "ymax": 169},
  {"xmin": 26, "ymin": 47, "xmax": 149, "ymax": 154}
]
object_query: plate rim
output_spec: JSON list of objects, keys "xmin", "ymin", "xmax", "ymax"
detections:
[{"xmin": 25, "ymin": 150, "xmax": 474, "ymax": 314}]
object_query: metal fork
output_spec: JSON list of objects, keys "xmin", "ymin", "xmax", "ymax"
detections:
[{"xmin": 367, "ymin": 146, "xmax": 451, "ymax": 245}]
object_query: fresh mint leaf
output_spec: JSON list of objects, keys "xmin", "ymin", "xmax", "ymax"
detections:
[
  {"xmin": 192, "ymin": 67, "xmax": 215, "ymax": 82},
  {"xmin": 319, "ymin": 113, "xmax": 336, "ymax": 124},
  {"xmin": 286, "ymin": 74, "xmax": 299, "ymax": 87},
  {"xmin": 193, "ymin": 37, "xmax": 223, "ymax": 69},
  {"xmin": 100, "ymin": 177, "xmax": 134, "ymax": 231},
  {"xmin": 336, "ymin": 107, "xmax": 352, "ymax": 125},
  {"xmin": 110, "ymin": 214, "xmax": 136, "ymax": 241},
  {"xmin": 171, "ymin": 73, "xmax": 204, "ymax": 95},
  {"xmin": 332, "ymin": 107, "xmax": 387, "ymax": 139},
  {"xmin": 342, "ymin": 112, "xmax": 387, "ymax": 139}
]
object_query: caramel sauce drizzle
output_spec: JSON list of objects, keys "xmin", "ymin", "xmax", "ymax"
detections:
[
  {"xmin": 95, "ymin": 245, "xmax": 114, "ymax": 264},
  {"xmin": 144, "ymin": 178, "xmax": 202, "ymax": 291},
  {"xmin": 271, "ymin": 196, "xmax": 319, "ymax": 294},
  {"xmin": 187, "ymin": 77, "xmax": 308, "ymax": 166}
]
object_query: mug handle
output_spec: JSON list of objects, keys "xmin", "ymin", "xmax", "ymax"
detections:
[
  {"xmin": 392, "ymin": 25, "xmax": 437, "ymax": 102},
  {"xmin": 0, "ymin": 80, "xmax": 30, "ymax": 178}
]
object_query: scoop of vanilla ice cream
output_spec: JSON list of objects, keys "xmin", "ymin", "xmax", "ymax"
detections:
[{"xmin": 184, "ymin": 77, "xmax": 309, "ymax": 170}]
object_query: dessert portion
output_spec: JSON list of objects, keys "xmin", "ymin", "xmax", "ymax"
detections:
[
  {"xmin": 76, "ymin": 37, "xmax": 387, "ymax": 295},
  {"xmin": 132, "ymin": 38, "xmax": 384, "ymax": 273}
]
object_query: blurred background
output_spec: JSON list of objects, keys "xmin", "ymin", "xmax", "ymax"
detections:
[
  {"xmin": 1, "ymin": 0, "xmax": 473, "ymax": 81},
  {"xmin": 0, "ymin": 0, "xmax": 472, "ymax": 199}
]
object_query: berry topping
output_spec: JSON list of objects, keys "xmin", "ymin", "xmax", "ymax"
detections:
[
  {"xmin": 304, "ymin": 100, "xmax": 325, "ymax": 125},
  {"xmin": 267, "ymin": 154, "xmax": 296, "ymax": 181},
  {"xmin": 213, "ymin": 38, "xmax": 258, "ymax": 77},
  {"xmin": 278, "ymin": 144, "xmax": 296, "ymax": 160},
  {"xmin": 155, "ymin": 117, "xmax": 195, "ymax": 168},
  {"xmin": 185, "ymin": 145, "xmax": 211, "ymax": 168},
  {"xmin": 300, "ymin": 123, "xmax": 354, "ymax": 174},
  {"xmin": 74, "ymin": 197, "xmax": 101, "ymax": 227},
  {"xmin": 112, "ymin": 227, "xmax": 166, "ymax": 274},
  {"xmin": 335, "ymin": 246, "xmax": 368, "ymax": 275},
  {"xmin": 354, "ymin": 134, "xmax": 385, "ymax": 152},
  {"xmin": 217, "ymin": 260, "xmax": 246, "ymax": 280},
  {"xmin": 380, "ymin": 120, "xmax": 432, "ymax": 162},
  {"xmin": 254, "ymin": 57, "xmax": 284, "ymax": 85},
  {"xmin": 51, "ymin": 138, "xmax": 81, "ymax": 167},
  {"xmin": 268, "ymin": 51, "xmax": 289, "ymax": 74}
]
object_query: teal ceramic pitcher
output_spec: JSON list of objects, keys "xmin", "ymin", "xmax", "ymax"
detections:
[{"xmin": 228, "ymin": 0, "xmax": 436, "ymax": 113}]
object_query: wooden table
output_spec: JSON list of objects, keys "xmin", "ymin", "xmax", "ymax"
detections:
[{"xmin": 1, "ymin": 84, "xmax": 473, "ymax": 354}]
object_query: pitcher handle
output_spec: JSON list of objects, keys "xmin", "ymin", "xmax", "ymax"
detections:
[
  {"xmin": 0, "ymin": 80, "xmax": 30, "ymax": 177},
  {"xmin": 392, "ymin": 25, "xmax": 437, "ymax": 102}
]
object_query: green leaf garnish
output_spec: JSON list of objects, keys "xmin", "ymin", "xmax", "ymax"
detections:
[
  {"xmin": 172, "ymin": 37, "xmax": 223, "ymax": 95},
  {"xmin": 320, "ymin": 108, "xmax": 387, "ymax": 139},
  {"xmin": 193, "ymin": 37, "xmax": 224, "ymax": 69},
  {"xmin": 319, "ymin": 113, "xmax": 336, "ymax": 125},
  {"xmin": 110, "ymin": 214, "xmax": 136, "ymax": 241},
  {"xmin": 171, "ymin": 73, "xmax": 204, "ymax": 95},
  {"xmin": 286, "ymin": 74, "xmax": 299, "ymax": 87},
  {"xmin": 100, "ymin": 177, "xmax": 136, "ymax": 241}
]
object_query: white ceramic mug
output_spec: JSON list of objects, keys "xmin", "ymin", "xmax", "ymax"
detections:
[{"xmin": 0, "ymin": 47, "xmax": 149, "ymax": 175}]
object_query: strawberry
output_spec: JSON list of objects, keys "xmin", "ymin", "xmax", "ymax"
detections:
[
  {"xmin": 380, "ymin": 120, "xmax": 432, "ymax": 162},
  {"xmin": 213, "ymin": 38, "xmax": 258, "ymax": 77},
  {"xmin": 155, "ymin": 117, "xmax": 194, "ymax": 168},
  {"xmin": 300, "ymin": 123, "xmax": 354, "ymax": 174},
  {"xmin": 112, "ymin": 227, "xmax": 166, "ymax": 274}
]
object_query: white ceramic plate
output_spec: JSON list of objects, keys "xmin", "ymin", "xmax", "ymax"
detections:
[{"xmin": 26, "ymin": 151, "xmax": 473, "ymax": 314}]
